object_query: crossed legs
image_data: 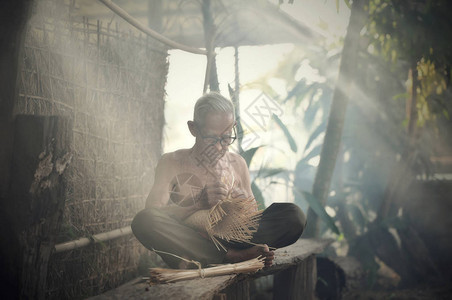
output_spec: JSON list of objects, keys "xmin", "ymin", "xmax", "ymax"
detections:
[{"xmin": 131, "ymin": 203, "xmax": 306, "ymax": 268}]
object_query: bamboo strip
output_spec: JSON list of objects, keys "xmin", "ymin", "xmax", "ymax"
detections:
[{"xmin": 54, "ymin": 226, "xmax": 132, "ymax": 253}]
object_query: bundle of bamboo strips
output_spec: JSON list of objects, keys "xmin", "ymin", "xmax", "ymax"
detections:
[{"xmin": 149, "ymin": 256, "xmax": 265, "ymax": 284}]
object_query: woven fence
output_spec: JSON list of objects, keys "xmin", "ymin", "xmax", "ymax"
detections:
[{"xmin": 15, "ymin": 0, "xmax": 168, "ymax": 298}]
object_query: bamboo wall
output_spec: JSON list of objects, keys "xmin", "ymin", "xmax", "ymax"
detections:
[{"xmin": 15, "ymin": 0, "xmax": 168, "ymax": 297}]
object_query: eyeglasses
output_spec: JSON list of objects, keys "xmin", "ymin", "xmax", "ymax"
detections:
[{"xmin": 199, "ymin": 126, "xmax": 237, "ymax": 147}]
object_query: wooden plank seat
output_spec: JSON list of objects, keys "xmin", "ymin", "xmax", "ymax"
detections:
[{"xmin": 87, "ymin": 238, "xmax": 332, "ymax": 300}]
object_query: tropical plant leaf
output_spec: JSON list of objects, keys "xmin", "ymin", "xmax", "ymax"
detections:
[
  {"xmin": 272, "ymin": 114, "xmax": 298, "ymax": 152},
  {"xmin": 300, "ymin": 144, "xmax": 322, "ymax": 164},
  {"xmin": 392, "ymin": 92, "xmax": 409, "ymax": 101},
  {"xmin": 251, "ymin": 181, "xmax": 266, "ymax": 210},
  {"xmin": 347, "ymin": 203, "xmax": 366, "ymax": 230},
  {"xmin": 285, "ymin": 79, "xmax": 308, "ymax": 103},
  {"xmin": 303, "ymin": 98, "xmax": 322, "ymax": 130},
  {"xmin": 294, "ymin": 160, "xmax": 315, "ymax": 178},
  {"xmin": 240, "ymin": 146, "xmax": 262, "ymax": 167},
  {"xmin": 304, "ymin": 121, "xmax": 327, "ymax": 154},
  {"xmin": 257, "ymin": 167, "xmax": 286, "ymax": 178},
  {"xmin": 343, "ymin": 0, "xmax": 351, "ymax": 10},
  {"xmin": 294, "ymin": 189, "xmax": 340, "ymax": 235},
  {"xmin": 293, "ymin": 83, "xmax": 319, "ymax": 110}
]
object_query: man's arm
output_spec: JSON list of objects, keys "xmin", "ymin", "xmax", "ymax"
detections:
[
  {"xmin": 145, "ymin": 154, "xmax": 172, "ymax": 208},
  {"xmin": 232, "ymin": 153, "xmax": 258, "ymax": 210}
]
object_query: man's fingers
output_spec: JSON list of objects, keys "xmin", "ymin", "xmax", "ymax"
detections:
[
  {"xmin": 206, "ymin": 188, "xmax": 228, "ymax": 200},
  {"xmin": 201, "ymin": 182, "xmax": 231, "ymax": 208},
  {"xmin": 205, "ymin": 183, "xmax": 228, "ymax": 194},
  {"xmin": 213, "ymin": 181, "xmax": 228, "ymax": 188},
  {"xmin": 213, "ymin": 186, "xmax": 229, "ymax": 196},
  {"xmin": 264, "ymin": 254, "xmax": 274, "ymax": 267},
  {"xmin": 261, "ymin": 246, "xmax": 274, "ymax": 267},
  {"xmin": 264, "ymin": 258, "xmax": 274, "ymax": 267}
]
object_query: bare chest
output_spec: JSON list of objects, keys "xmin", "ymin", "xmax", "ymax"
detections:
[{"xmin": 168, "ymin": 154, "xmax": 242, "ymax": 206}]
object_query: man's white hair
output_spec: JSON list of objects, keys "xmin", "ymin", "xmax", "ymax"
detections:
[{"xmin": 193, "ymin": 92, "xmax": 235, "ymax": 126}]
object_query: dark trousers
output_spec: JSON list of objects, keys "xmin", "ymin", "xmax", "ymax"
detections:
[{"xmin": 131, "ymin": 203, "xmax": 306, "ymax": 268}]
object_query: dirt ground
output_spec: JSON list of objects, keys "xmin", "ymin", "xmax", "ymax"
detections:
[
  {"xmin": 319, "ymin": 255, "xmax": 452, "ymax": 300},
  {"xmin": 342, "ymin": 285, "xmax": 452, "ymax": 300}
]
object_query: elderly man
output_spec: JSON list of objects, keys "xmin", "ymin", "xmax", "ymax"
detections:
[{"xmin": 132, "ymin": 92, "xmax": 306, "ymax": 268}]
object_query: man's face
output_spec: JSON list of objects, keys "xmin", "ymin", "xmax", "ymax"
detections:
[{"xmin": 197, "ymin": 112, "xmax": 235, "ymax": 155}]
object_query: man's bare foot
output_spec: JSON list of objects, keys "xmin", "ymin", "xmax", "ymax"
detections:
[{"xmin": 225, "ymin": 244, "xmax": 275, "ymax": 267}]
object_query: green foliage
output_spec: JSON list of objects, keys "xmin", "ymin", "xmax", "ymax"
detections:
[
  {"xmin": 294, "ymin": 189, "xmax": 340, "ymax": 235},
  {"xmin": 242, "ymin": 37, "xmax": 341, "ymax": 233},
  {"xmin": 255, "ymin": 167, "xmax": 286, "ymax": 178},
  {"xmin": 367, "ymin": 0, "xmax": 452, "ymax": 65},
  {"xmin": 304, "ymin": 121, "xmax": 327, "ymax": 153},
  {"xmin": 240, "ymin": 146, "xmax": 261, "ymax": 167},
  {"xmin": 242, "ymin": 0, "xmax": 452, "ymax": 249},
  {"xmin": 251, "ymin": 181, "xmax": 266, "ymax": 210},
  {"xmin": 365, "ymin": 0, "xmax": 452, "ymax": 132},
  {"xmin": 272, "ymin": 113, "xmax": 298, "ymax": 152},
  {"xmin": 300, "ymin": 144, "xmax": 323, "ymax": 165}
]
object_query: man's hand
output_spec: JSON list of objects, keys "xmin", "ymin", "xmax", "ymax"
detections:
[{"xmin": 199, "ymin": 182, "xmax": 229, "ymax": 208}]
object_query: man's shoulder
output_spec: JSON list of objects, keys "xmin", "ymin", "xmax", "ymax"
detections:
[
  {"xmin": 160, "ymin": 149, "xmax": 191, "ymax": 163},
  {"xmin": 226, "ymin": 151, "xmax": 243, "ymax": 161}
]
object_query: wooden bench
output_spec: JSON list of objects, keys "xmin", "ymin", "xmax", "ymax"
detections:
[{"xmin": 88, "ymin": 238, "xmax": 332, "ymax": 300}]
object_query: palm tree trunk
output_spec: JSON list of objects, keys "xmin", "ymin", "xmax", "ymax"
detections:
[{"xmin": 304, "ymin": 0, "xmax": 368, "ymax": 237}]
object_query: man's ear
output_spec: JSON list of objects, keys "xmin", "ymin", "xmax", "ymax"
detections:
[{"xmin": 187, "ymin": 121, "xmax": 197, "ymax": 137}]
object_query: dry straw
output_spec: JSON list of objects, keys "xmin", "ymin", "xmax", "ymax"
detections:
[
  {"xmin": 184, "ymin": 175, "xmax": 262, "ymax": 251},
  {"xmin": 149, "ymin": 256, "xmax": 265, "ymax": 284}
]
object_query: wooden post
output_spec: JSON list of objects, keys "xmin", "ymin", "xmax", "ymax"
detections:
[
  {"xmin": 202, "ymin": 0, "xmax": 220, "ymax": 93},
  {"xmin": 222, "ymin": 279, "xmax": 250, "ymax": 300},
  {"xmin": 0, "ymin": 0, "xmax": 34, "ymax": 224},
  {"xmin": 273, "ymin": 255, "xmax": 317, "ymax": 300},
  {"xmin": 147, "ymin": 0, "xmax": 162, "ymax": 31},
  {"xmin": 6, "ymin": 115, "xmax": 72, "ymax": 299},
  {"xmin": 0, "ymin": 2, "xmax": 35, "ymax": 296}
]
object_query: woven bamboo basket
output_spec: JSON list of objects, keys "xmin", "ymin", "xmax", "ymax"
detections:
[{"xmin": 184, "ymin": 192, "xmax": 262, "ymax": 251}]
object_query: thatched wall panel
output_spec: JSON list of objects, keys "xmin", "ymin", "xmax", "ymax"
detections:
[{"xmin": 15, "ymin": 0, "xmax": 168, "ymax": 298}]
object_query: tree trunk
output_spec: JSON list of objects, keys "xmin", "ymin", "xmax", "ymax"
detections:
[
  {"xmin": 147, "ymin": 0, "xmax": 162, "ymax": 32},
  {"xmin": 304, "ymin": 0, "xmax": 368, "ymax": 237}
]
